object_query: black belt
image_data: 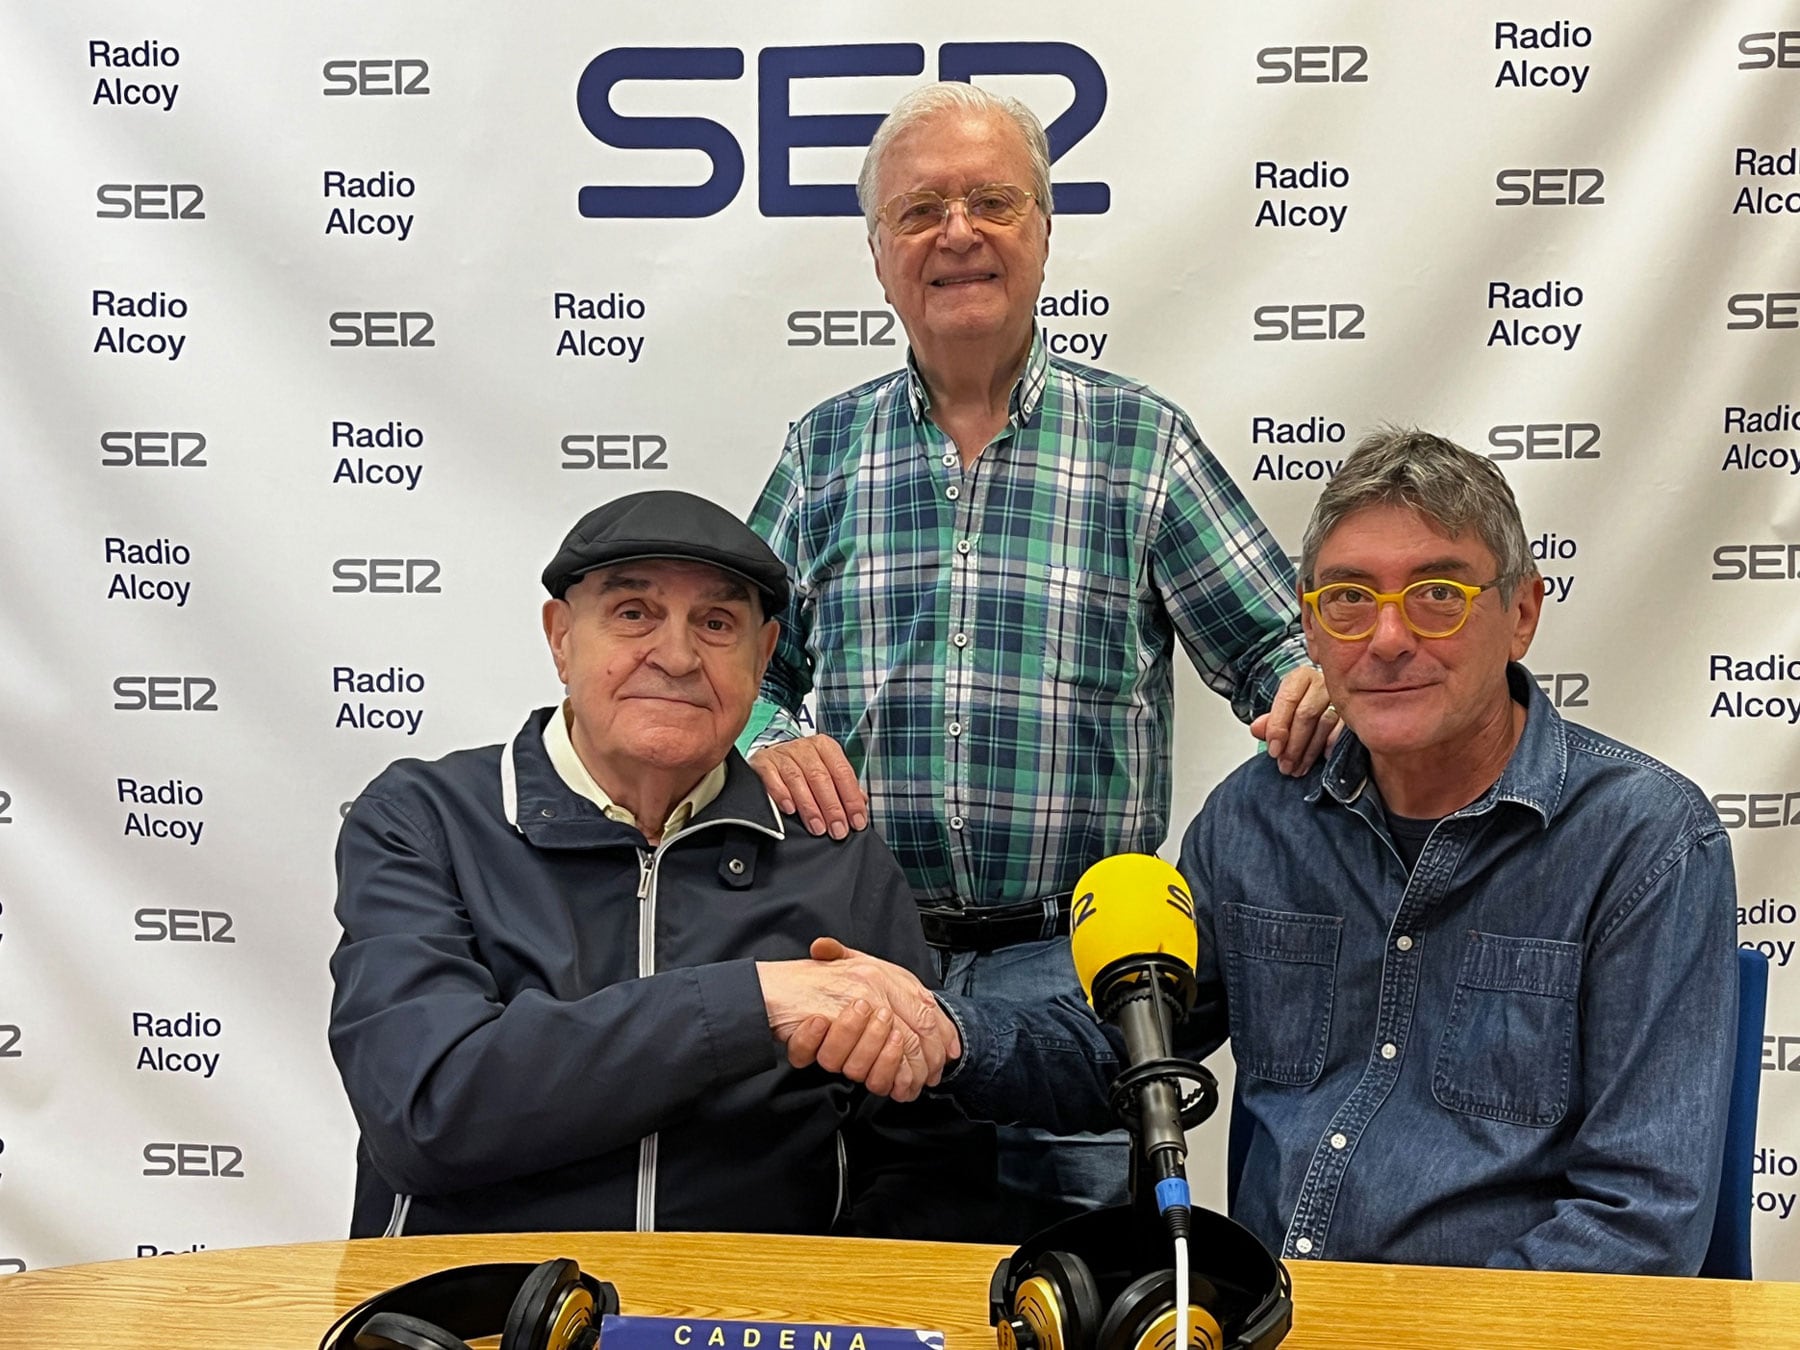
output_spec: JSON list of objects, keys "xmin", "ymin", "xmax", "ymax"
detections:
[{"xmin": 917, "ymin": 894, "xmax": 1073, "ymax": 953}]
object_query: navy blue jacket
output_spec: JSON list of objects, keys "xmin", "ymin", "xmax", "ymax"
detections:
[{"xmin": 331, "ymin": 708, "xmax": 994, "ymax": 1239}]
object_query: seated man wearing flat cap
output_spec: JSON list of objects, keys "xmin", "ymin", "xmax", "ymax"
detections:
[{"xmin": 330, "ymin": 489, "xmax": 993, "ymax": 1239}]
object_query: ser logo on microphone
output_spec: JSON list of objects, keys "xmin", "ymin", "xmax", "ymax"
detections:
[
  {"xmin": 1165, "ymin": 881, "xmax": 1195, "ymax": 923},
  {"xmin": 1072, "ymin": 877, "xmax": 1194, "ymax": 933},
  {"xmin": 1073, "ymin": 891, "xmax": 1095, "ymax": 930}
]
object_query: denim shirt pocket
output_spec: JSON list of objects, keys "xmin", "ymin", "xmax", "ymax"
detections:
[
  {"xmin": 1221, "ymin": 903, "xmax": 1342, "ymax": 1086},
  {"xmin": 1432, "ymin": 931, "xmax": 1581, "ymax": 1127}
]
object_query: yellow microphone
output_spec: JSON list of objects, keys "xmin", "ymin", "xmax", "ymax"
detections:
[
  {"xmin": 1066, "ymin": 854, "xmax": 1214, "ymax": 1194},
  {"xmin": 1070, "ymin": 853, "xmax": 1198, "ymax": 1007}
]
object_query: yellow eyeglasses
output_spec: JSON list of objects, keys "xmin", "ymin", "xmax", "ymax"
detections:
[{"xmin": 1302, "ymin": 578, "xmax": 1507, "ymax": 641}]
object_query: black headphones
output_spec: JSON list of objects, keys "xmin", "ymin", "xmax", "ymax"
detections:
[
  {"xmin": 320, "ymin": 1258, "xmax": 619, "ymax": 1350},
  {"xmin": 991, "ymin": 1208, "xmax": 1290, "ymax": 1350}
]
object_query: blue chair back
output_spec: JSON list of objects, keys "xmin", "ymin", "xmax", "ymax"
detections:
[{"xmin": 1701, "ymin": 946, "xmax": 1769, "ymax": 1278}]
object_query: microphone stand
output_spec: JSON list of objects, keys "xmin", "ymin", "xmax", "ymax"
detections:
[
  {"xmin": 1088, "ymin": 952, "xmax": 1221, "ymax": 1199},
  {"xmin": 987, "ymin": 961, "xmax": 1293, "ymax": 1349},
  {"xmin": 1091, "ymin": 954, "xmax": 1220, "ymax": 1350}
]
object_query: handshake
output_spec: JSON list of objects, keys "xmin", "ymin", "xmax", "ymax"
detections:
[{"xmin": 757, "ymin": 938, "xmax": 959, "ymax": 1102}]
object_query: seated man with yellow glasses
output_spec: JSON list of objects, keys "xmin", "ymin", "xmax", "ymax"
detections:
[
  {"xmin": 855, "ymin": 426, "xmax": 1740, "ymax": 1273},
  {"xmin": 1186, "ymin": 428, "xmax": 1736, "ymax": 1271}
]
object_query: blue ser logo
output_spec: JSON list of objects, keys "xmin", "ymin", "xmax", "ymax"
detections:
[{"xmin": 576, "ymin": 42, "xmax": 1109, "ymax": 219}]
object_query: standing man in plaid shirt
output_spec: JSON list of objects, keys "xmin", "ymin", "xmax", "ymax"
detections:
[{"xmin": 746, "ymin": 82, "xmax": 1333, "ymax": 1233}]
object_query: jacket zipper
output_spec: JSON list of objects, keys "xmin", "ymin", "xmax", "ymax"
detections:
[
  {"xmin": 381, "ymin": 1193, "xmax": 411, "ymax": 1237},
  {"xmin": 629, "ymin": 813, "xmax": 786, "ymax": 1234},
  {"xmin": 634, "ymin": 849, "xmax": 656, "ymax": 1232},
  {"xmin": 833, "ymin": 1132, "xmax": 848, "ymax": 1227}
]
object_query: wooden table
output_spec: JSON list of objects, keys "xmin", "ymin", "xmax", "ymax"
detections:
[{"xmin": 1, "ymin": 1231, "xmax": 1798, "ymax": 1348}]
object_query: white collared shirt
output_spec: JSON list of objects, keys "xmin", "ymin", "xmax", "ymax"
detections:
[{"xmin": 542, "ymin": 701, "xmax": 726, "ymax": 842}]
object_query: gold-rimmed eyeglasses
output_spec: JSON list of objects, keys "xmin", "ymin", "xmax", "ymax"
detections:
[
  {"xmin": 1302, "ymin": 577, "xmax": 1510, "ymax": 641},
  {"xmin": 877, "ymin": 183, "xmax": 1037, "ymax": 235}
]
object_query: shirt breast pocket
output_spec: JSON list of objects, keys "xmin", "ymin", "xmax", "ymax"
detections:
[
  {"xmin": 1221, "ymin": 903, "xmax": 1341, "ymax": 1086},
  {"xmin": 1038, "ymin": 564, "xmax": 1132, "ymax": 691},
  {"xmin": 1432, "ymin": 931, "xmax": 1581, "ymax": 1127}
]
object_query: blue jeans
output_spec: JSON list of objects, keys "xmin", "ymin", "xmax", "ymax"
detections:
[{"xmin": 938, "ymin": 936, "xmax": 1130, "ymax": 1239}]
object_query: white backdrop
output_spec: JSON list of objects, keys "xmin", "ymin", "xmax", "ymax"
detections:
[{"xmin": 2, "ymin": 0, "xmax": 1798, "ymax": 1279}]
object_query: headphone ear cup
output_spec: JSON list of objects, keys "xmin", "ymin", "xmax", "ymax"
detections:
[
  {"xmin": 502, "ymin": 1258, "xmax": 601, "ymax": 1350},
  {"xmin": 353, "ymin": 1311, "xmax": 475, "ymax": 1350},
  {"xmin": 1007, "ymin": 1249, "xmax": 1102, "ymax": 1350},
  {"xmin": 1095, "ymin": 1271, "xmax": 1224, "ymax": 1350}
]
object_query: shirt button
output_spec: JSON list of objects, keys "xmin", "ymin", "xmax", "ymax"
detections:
[
  {"xmin": 1294, "ymin": 1238, "xmax": 1314, "ymax": 1255},
  {"xmin": 1330, "ymin": 1133, "xmax": 1347, "ymax": 1150},
  {"xmin": 946, "ymin": 485, "xmax": 960, "ymax": 500},
  {"xmin": 956, "ymin": 539, "xmax": 973, "ymax": 555},
  {"xmin": 949, "ymin": 815, "xmax": 965, "ymax": 830},
  {"xmin": 1395, "ymin": 935, "xmax": 1414, "ymax": 952},
  {"xmin": 952, "ymin": 632, "xmax": 969, "ymax": 648},
  {"xmin": 947, "ymin": 721, "xmax": 963, "ymax": 737},
  {"xmin": 1380, "ymin": 1042, "xmax": 1398, "ymax": 1060},
  {"xmin": 942, "ymin": 452, "xmax": 957, "ymax": 467}
]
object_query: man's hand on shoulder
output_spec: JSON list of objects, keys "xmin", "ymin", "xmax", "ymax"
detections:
[
  {"xmin": 749, "ymin": 735, "xmax": 869, "ymax": 838},
  {"xmin": 1251, "ymin": 665, "xmax": 1341, "ymax": 776},
  {"xmin": 758, "ymin": 938, "xmax": 959, "ymax": 1102}
]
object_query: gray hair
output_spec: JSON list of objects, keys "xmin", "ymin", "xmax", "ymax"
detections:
[
  {"xmin": 855, "ymin": 82, "xmax": 1054, "ymax": 235},
  {"xmin": 1299, "ymin": 427, "xmax": 1537, "ymax": 598}
]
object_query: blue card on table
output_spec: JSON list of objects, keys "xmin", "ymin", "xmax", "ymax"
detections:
[{"xmin": 600, "ymin": 1314, "xmax": 944, "ymax": 1350}]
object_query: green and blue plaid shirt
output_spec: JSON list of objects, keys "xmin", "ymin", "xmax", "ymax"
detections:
[{"xmin": 748, "ymin": 329, "xmax": 1307, "ymax": 906}]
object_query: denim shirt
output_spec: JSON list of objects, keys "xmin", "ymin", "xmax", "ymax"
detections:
[{"xmin": 943, "ymin": 665, "xmax": 1738, "ymax": 1274}]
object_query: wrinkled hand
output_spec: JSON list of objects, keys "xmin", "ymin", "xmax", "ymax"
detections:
[
  {"xmin": 748, "ymin": 735, "xmax": 869, "ymax": 839},
  {"xmin": 1249, "ymin": 665, "xmax": 1341, "ymax": 776},
  {"xmin": 760, "ymin": 939, "xmax": 959, "ymax": 1102}
]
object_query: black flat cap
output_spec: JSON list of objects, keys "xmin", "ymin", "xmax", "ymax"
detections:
[{"xmin": 542, "ymin": 490, "xmax": 790, "ymax": 615}]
